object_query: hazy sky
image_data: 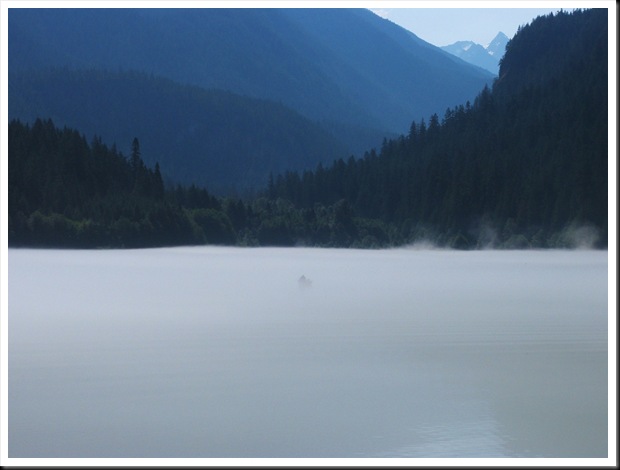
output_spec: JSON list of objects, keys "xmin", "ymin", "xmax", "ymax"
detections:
[{"xmin": 370, "ymin": 7, "xmax": 573, "ymax": 46}]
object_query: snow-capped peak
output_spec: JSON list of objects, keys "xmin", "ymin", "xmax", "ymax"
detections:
[{"xmin": 440, "ymin": 32, "xmax": 509, "ymax": 75}]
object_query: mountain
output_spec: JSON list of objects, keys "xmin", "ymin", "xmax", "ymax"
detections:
[
  {"xmin": 9, "ymin": 68, "xmax": 348, "ymax": 193},
  {"xmin": 493, "ymin": 11, "xmax": 606, "ymax": 97},
  {"xmin": 8, "ymin": 9, "xmax": 494, "ymax": 166},
  {"xmin": 265, "ymin": 9, "xmax": 608, "ymax": 248},
  {"xmin": 486, "ymin": 32, "xmax": 510, "ymax": 58},
  {"xmin": 8, "ymin": 9, "xmax": 608, "ymax": 249},
  {"xmin": 441, "ymin": 32, "xmax": 509, "ymax": 75}
]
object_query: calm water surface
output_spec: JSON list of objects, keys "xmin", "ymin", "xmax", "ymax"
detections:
[{"xmin": 8, "ymin": 247, "xmax": 608, "ymax": 458}]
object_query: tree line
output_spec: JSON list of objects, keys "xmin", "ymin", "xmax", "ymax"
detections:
[{"xmin": 8, "ymin": 118, "xmax": 394, "ymax": 248}]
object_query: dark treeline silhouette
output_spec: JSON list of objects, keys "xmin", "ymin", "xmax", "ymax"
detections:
[
  {"xmin": 9, "ymin": 119, "xmax": 197, "ymax": 247},
  {"xmin": 8, "ymin": 118, "xmax": 379, "ymax": 248},
  {"xmin": 8, "ymin": 9, "xmax": 608, "ymax": 249}
]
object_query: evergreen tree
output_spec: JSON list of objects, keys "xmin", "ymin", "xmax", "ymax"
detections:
[{"xmin": 131, "ymin": 137, "xmax": 141, "ymax": 174}]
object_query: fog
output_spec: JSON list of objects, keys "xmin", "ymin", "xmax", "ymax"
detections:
[{"xmin": 8, "ymin": 247, "xmax": 608, "ymax": 458}]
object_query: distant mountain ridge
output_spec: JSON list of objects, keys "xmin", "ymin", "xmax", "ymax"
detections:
[
  {"xmin": 8, "ymin": 8, "xmax": 493, "ymax": 142},
  {"xmin": 9, "ymin": 68, "xmax": 349, "ymax": 193},
  {"xmin": 441, "ymin": 32, "xmax": 509, "ymax": 74}
]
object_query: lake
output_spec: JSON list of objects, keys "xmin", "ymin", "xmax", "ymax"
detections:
[{"xmin": 8, "ymin": 247, "xmax": 609, "ymax": 459}]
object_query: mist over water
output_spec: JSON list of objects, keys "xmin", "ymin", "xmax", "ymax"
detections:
[{"xmin": 8, "ymin": 247, "xmax": 608, "ymax": 458}]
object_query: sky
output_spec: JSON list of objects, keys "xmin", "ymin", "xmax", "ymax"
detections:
[{"xmin": 369, "ymin": 6, "xmax": 577, "ymax": 47}]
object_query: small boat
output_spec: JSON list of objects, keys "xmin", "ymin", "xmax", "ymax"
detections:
[{"xmin": 298, "ymin": 275, "xmax": 312, "ymax": 288}]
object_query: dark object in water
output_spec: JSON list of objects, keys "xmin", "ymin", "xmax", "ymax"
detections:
[{"xmin": 298, "ymin": 275, "xmax": 312, "ymax": 288}]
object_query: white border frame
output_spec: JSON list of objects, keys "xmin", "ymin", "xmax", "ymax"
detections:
[{"xmin": 1, "ymin": 1, "xmax": 616, "ymax": 467}]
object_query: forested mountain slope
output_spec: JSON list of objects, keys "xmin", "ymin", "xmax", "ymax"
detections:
[
  {"xmin": 8, "ymin": 8, "xmax": 493, "ymax": 145},
  {"xmin": 266, "ymin": 9, "xmax": 608, "ymax": 248},
  {"xmin": 9, "ymin": 69, "xmax": 347, "ymax": 193},
  {"xmin": 494, "ymin": 8, "xmax": 607, "ymax": 97}
]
